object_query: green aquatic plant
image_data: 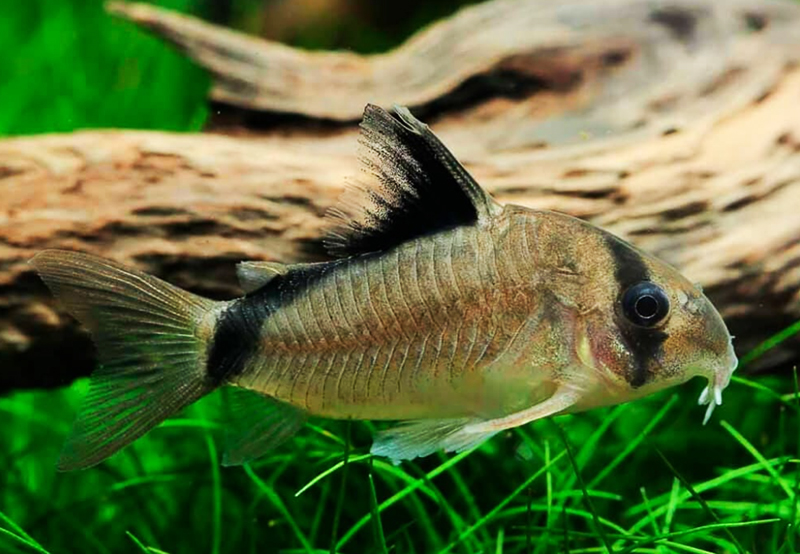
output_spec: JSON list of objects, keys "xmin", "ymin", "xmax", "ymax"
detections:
[{"xmin": 0, "ymin": 0, "xmax": 209, "ymax": 136}]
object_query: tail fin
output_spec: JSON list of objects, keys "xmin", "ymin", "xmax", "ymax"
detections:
[{"xmin": 30, "ymin": 250, "xmax": 219, "ymax": 471}]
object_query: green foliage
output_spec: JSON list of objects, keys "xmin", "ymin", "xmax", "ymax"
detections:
[{"xmin": 0, "ymin": 0, "xmax": 210, "ymax": 136}]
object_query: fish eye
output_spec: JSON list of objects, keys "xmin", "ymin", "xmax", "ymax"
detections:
[{"xmin": 621, "ymin": 282, "xmax": 670, "ymax": 327}]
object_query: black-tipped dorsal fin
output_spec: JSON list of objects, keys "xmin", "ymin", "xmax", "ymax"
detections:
[
  {"xmin": 324, "ymin": 105, "xmax": 502, "ymax": 258},
  {"xmin": 236, "ymin": 261, "xmax": 288, "ymax": 294}
]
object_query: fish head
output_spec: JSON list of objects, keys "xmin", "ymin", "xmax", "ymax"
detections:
[
  {"xmin": 611, "ymin": 260, "xmax": 737, "ymax": 418},
  {"xmin": 533, "ymin": 211, "xmax": 738, "ymax": 420},
  {"xmin": 584, "ymin": 232, "xmax": 737, "ymax": 421}
]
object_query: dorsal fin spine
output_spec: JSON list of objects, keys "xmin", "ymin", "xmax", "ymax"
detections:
[{"xmin": 323, "ymin": 104, "xmax": 502, "ymax": 258}]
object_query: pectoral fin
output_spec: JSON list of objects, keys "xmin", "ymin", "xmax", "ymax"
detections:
[
  {"xmin": 371, "ymin": 418, "xmax": 495, "ymax": 465},
  {"xmin": 462, "ymin": 385, "xmax": 581, "ymax": 435},
  {"xmin": 221, "ymin": 387, "xmax": 307, "ymax": 466},
  {"xmin": 370, "ymin": 386, "xmax": 581, "ymax": 464}
]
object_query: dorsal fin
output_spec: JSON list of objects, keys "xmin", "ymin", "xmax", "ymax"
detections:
[
  {"xmin": 323, "ymin": 104, "xmax": 502, "ymax": 257},
  {"xmin": 236, "ymin": 261, "xmax": 287, "ymax": 294}
]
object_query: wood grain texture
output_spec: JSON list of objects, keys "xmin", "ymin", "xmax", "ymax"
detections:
[{"xmin": 2, "ymin": 0, "xmax": 800, "ymax": 391}]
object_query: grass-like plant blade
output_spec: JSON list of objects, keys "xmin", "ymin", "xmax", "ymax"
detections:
[
  {"xmin": 126, "ymin": 531, "xmax": 152, "ymax": 554},
  {"xmin": 243, "ymin": 465, "xmax": 314, "ymax": 554},
  {"xmin": 305, "ymin": 423, "xmax": 345, "ymax": 446},
  {"xmin": 329, "ymin": 422, "xmax": 351, "ymax": 554},
  {"xmin": 730, "ymin": 376, "xmax": 800, "ymax": 415},
  {"xmin": 437, "ymin": 450, "xmax": 568, "ymax": 554},
  {"xmin": 588, "ymin": 396, "xmax": 677, "ymax": 489},
  {"xmin": 652, "ymin": 448, "xmax": 746, "ymax": 554},
  {"xmin": 574, "ymin": 405, "xmax": 627, "ymax": 471},
  {"xmin": 788, "ymin": 367, "xmax": 800, "ymax": 553},
  {"xmin": 495, "ymin": 526, "xmax": 505, "ymax": 554},
  {"xmin": 638, "ymin": 487, "xmax": 660, "ymax": 537},
  {"xmin": 309, "ymin": 481, "xmax": 332, "ymax": 545},
  {"xmin": 0, "ymin": 527, "xmax": 51, "ymax": 554},
  {"xmin": 659, "ymin": 540, "xmax": 716, "ymax": 554},
  {"xmin": 663, "ymin": 477, "xmax": 682, "ymax": 535},
  {"xmin": 496, "ymin": 504, "xmax": 631, "ymax": 535},
  {"xmin": 399, "ymin": 461, "xmax": 473, "ymax": 551},
  {"xmin": 738, "ymin": 320, "xmax": 800, "ymax": 367},
  {"xmin": 159, "ymin": 418, "xmax": 222, "ymax": 431},
  {"xmin": 0, "ymin": 511, "xmax": 45, "ymax": 552},
  {"xmin": 618, "ymin": 519, "xmax": 780, "ymax": 554},
  {"xmin": 336, "ymin": 447, "xmax": 476, "ymax": 550},
  {"xmin": 373, "ymin": 459, "xmax": 443, "ymax": 505},
  {"xmin": 125, "ymin": 531, "xmax": 170, "ymax": 554},
  {"xmin": 721, "ymin": 420, "xmax": 795, "ymax": 500},
  {"xmin": 295, "ymin": 454, "xmax": 371, "ymax": 497},
  {"xmin": 533, "ymin": 440, "xmax": 555, "ymax": 554},
  {"xmin": 625, "ymin": 457, "xmax": 792, "ymax": 524},
  {"xmin": 368, "ymin": 457, "xmax": 389, "ymax": 554},
  {"xmin": 555, "ymin": 421, "xmax": 614, "ymax": 554},
  {"xmin": 439, "ymin": 451, "xmax": 487, "ymax": 544},
  {"xmin": 205, "ymin": 435, "xmax": 222, "ymax": 554}
]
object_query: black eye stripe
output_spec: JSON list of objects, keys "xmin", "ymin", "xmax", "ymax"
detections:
[
  {"xmin": 604, "ymin": 234, "xmax": 651, "ymax": 289},
  {"xmin": 603, "ymin": 233, "xmax": 670, "ymax": 388}
]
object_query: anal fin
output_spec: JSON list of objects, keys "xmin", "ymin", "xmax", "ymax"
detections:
[
  {"xmin": 222, "ymin": 387, "xmax": 307, "ymax": 466},
  {"xmin": 370, "ymin": 418, "xmax": 498, "ymax": 465}
]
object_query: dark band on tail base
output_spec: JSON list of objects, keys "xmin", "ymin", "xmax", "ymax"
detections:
[{"xmin": 206, "ymin": 296, "xmax": 267, "ymax": 385}]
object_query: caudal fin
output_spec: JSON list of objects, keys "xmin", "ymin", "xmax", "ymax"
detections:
[{"xmin": 31, "ymin": 250, "xmax": 219, "ymax": 471}]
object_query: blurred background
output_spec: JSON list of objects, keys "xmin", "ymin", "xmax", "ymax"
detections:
[{"xmin": 0, "ymin": 0, "xmax": 480, "ymax": 136}]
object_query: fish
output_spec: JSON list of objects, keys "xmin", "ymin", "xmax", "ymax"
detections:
[{"xmin": 30, "ymin": 104, "xmax": 738, "ymax": 471}]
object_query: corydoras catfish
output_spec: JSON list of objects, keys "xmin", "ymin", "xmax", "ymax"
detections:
[{"xmin": 31, "ymin": 105, "xmax": 738, "ymax": 471}]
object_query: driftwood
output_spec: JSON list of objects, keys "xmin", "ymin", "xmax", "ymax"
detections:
[{"xmin": 2, "ymin": 0, "xmax": 800, "ymax": 392}]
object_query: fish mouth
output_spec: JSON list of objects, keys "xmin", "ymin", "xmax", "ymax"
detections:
[{"xmin": 698, "ymin": 341, "xmax": 738, "ymax": 425}]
